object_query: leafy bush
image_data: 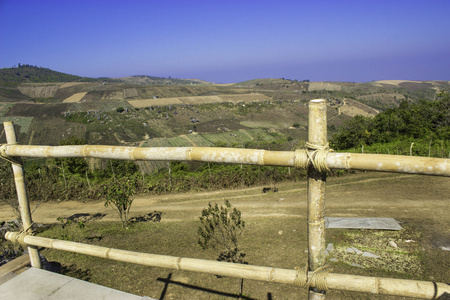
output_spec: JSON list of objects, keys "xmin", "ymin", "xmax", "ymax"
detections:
[{"xmin": 104, "ymin": 179, "xmax": 135, "ymax": 228}]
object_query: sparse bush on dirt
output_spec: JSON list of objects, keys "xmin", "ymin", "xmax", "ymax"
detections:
[
  {"xmin": 104, "ymin": 179, "xmax": 135, "ymax": 228},
  {"xmin": 198, "ymin": 200, "xmax": 246, "ymax": 263},
  {"xmin": 198, "ymin": 200, "xmax": 247, "ymax": 297}
]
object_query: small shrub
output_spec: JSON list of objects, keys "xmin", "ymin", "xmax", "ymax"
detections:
[
  {"xmin": 198, "ymin": 200, "xmax": 247, "ymax": 296},
  {"xmin": 104, "ymin": 179, "xmax": 135, "ymax": 228}
]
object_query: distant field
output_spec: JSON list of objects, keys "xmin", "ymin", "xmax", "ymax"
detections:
[
  {"xmin": 375, "ymin": 80, "xmax": 420, "ymax": 86},
  {"xmin": 0, "ymin": 103, "xmax": 14, "ymax": 116},
  {"xmin": 139, "ymin": 128, "xmax": 278, "ymax": 172},
  {"xmin": 62, "ymin": 92, "xmax": 88, "ymax": 103},
  {"xmin": 141, "ymin": 128, "xmax": 276, "ymax": 148},
  {"xmin": 17, "ymin": 83, "xmax": 60, "ymax": 98},
  {"xmin": 67, "ymin": 100, "xmax": 133, "ymax": 113},
  {"xmin": 59, "ymin": 82, "xmax": 87, "ymax": 89},
  {"xmin": 308, "ymin": 82, "xmax": 342, "ymax": 91},
  {"xmin": 339, "ymin": 99, "xmax": 379, "ymax": 117},
  {"xmin": 128, "ymin": 93, "xmax": 270, "ymax": 108},
  {"xmin": 0, "ymin": 116, "xmax": 33, "ymax": 134}
]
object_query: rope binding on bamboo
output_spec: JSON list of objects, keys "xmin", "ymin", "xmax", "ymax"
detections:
[
  {"xmin": 9, "ymin": 231, "xmax": 30, "ymax": 247},
  {"xmin": 8, "ymin": 221, "xmax": 36, "ymax": 247},
  {"xmin": 294, "ymin": 265, "xmax": 332, "ymax": 291},
  {"xmin": 294, "ymin": 142, "xmax": 333, "ymax": 172},
  {"xmin": 0, "ymin": 143, "xmax": 22, "ymax": 166}
]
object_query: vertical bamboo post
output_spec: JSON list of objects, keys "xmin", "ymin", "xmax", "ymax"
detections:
[
  {"xmin": 3, "ymin": 122, "xmax": 41, "ymax": 268},
  {"xmin": 307, "ymin": 100, "xmax": 327, "ymax": 299}
]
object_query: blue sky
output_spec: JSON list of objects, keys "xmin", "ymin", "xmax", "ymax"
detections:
[{"xmin": 1, "ymin": 0, "xmax": 449, "ymax": 83}]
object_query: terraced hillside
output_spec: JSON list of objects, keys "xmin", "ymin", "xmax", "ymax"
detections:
[
  {"xmin": 136, "ymin": 128, "xmax": 282, "ymax": 173},
  {"xmin": 1, "ymin": 66, "xmax": 448, "ymax": 166}
]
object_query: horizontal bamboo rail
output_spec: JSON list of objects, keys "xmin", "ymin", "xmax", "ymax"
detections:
[
  {"xmin": 1, "ymin": 145, "xmax": 449, "ymax": 176},
  {"xmin": 5, "ymin": 232, "xmax": 449, "ymax": 299}
]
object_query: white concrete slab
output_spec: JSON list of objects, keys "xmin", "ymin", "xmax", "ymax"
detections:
[
  {"xmin": 325, "ymin": 217, "xmax": 402, "ymax": 230},
  {"xmin": 0, "ymin": 268, "xmax": 155, "ymax": 300}
]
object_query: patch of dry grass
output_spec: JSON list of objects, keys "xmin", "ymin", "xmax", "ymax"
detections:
[
  {"xmin": 37, "ymin": 218, "xmax": 309, "ymax": 299},
  {"xmin": 326, "ymin": 226, "xmax": 424, "ymax": 275},
  {"xmin": 34, "ymin": 213, "xmax": 441, "ymax": 300}
]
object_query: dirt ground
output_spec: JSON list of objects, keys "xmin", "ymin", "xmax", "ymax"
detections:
[
  {"xmin": 1, "ymin": 172, "xmax": 449, "ymax": 299},
  {"xmin": 2, "ymin": 172, "xmax": 448, "ymax": 226}
]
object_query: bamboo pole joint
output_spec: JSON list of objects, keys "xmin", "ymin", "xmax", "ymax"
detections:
[{"xmin": 0, "ymin": 143, "xmax": 22, "ymax": 166}]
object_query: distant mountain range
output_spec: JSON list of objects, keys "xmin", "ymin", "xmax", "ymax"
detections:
[
  {"xmin": 1, "ymin": 65, "xmax": 448, "ymax": 111},
  {"xmin": 1, "ymin": 65, "xmax": 448, "ymax": 89},
  {"xmin": 0, "ymin": 65, "xmax": 210, "ymax": 85}
]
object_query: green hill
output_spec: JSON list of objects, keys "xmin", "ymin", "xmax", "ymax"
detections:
[{"xmin": 0, "ymin": 65, "xmax": 90, "ymax": 84}]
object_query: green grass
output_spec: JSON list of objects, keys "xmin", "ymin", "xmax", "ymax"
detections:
[
  {"xmin": 168, "ymin": 137, "xmax": 191, "ymax": 147},
  {"xmin": 0, "ymin": 116, "xmax": 33, "ymax": 134},
  {"xmin": 0, "ymin": 103, "xmax": 14, "ymax": 116},
  {"xmin": 68, "ymin": 101, "xmax": 133, "ymax": 113},
  {"xmin": 141, "ymin": 128, "xmax": 278, "ymax": 150}
]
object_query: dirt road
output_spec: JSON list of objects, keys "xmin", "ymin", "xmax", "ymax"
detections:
[{"xmin": 1, "ymin": 172, "xmax": 448, "ymax": 232}]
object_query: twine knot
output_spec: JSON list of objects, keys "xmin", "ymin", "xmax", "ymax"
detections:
[
  {"xmin": 294, "ymin": 142, "xmax": 333, "ymax": 172},
  {"xmin": 294, "ymin": 265, "xmax": 332, "ymax": 291},
  {"xmin": 8, "ymin": 222, "xmax": 35, "ymax": 247},
  {"xmin": 9, "ymin": 231, "xmax": 29, "ymax": 247}
]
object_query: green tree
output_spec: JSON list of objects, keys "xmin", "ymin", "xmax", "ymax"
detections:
[
  {"xmin": 331, "ymin": 92, "xmax": 450, "ymax": 152},
  {"xmin": 330, "ymin": 115, "xmax": 373, "ymax": 149}
]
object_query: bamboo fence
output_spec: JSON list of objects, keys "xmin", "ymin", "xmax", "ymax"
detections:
[
  {"xmin": 1, "ymin": 145, "xmax": 449, "ymax": 176},
  {"xmin": 307, "ymin": 100, "xmax": 327, "ymax": 299},
  {"xmin": 2, "ymin": 122, "xmax": 41, "ymax": 268},
  {"xmin": 2, "ymin": 99, "xmax": 450, "ymax": 299},
  {"xmin": 5, "ymin": 232, "xmax": 449, "ymax": 299}
]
